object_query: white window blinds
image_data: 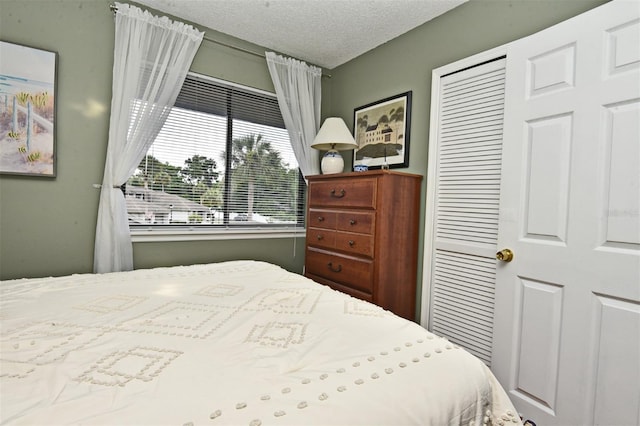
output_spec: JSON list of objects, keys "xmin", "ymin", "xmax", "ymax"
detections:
[{"xmin": 126, "ymin": 73, "xmax": 304, "ymax": 229}]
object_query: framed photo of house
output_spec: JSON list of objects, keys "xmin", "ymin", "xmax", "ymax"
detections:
[
  {"xmin": 353, "ymin": 91, "xmax": 411, "ymax": 170},
  {"xmin": 0, "ymin": 41, "xmax": 57, "ymax": 177}
]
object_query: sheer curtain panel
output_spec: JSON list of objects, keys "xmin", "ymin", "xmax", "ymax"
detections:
[
  {"xmin": 265, "ymin": 52, "xmax": 322, "ymax": 178},
  {"xmin": 94, "ymin": 2, "xmax": 203, "ymax": 273}
]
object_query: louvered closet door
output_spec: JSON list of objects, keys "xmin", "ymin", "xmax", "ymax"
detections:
[{"xmin": 428, "ymin": 58, "xmax": 506, "ymax": 365}]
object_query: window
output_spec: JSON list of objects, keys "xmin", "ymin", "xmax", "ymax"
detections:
[{"xmin": 126, "ymin": 73, "xmax": 305, "ymax": 238}]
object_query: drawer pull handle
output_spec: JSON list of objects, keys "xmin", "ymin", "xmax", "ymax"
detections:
[
  {"xmin": 330, "ymin": 188, "xmax": 346, "ymax": 198},
  {"xmin": 348, "ymin": 240, "xmax": 355, "ymax": 246},
  {"xmin": 349, "ymin": 219, "xmax": 356, "ymax": 225},
  {"xmin": 317, "ymin": 234, "xmax": 323, "ymax": 240},
  {"xmin": 317, "ymin": 216, "xmax": 325, "ymax": 222},
  {"xmin": 327, "ymin": 262, "xmax": 342, "ymax": 273}
]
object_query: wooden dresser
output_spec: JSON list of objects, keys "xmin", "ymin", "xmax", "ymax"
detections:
[{"xmin": 304, "ymin": 170, "xmax": 422, "ymax": 321}]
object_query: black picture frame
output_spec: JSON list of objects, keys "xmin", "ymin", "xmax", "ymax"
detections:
[
  {"xmin": 353, "ymin": 91, "xmax": 411, "ymax": 170},
  {"xmin": 0, "ymin": 40, "xmax": 57, "ymax": 177}
]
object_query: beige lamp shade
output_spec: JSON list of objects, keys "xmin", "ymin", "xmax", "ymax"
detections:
[
  {"xmin": 311, "ymin": 117, "xmax": 357, "ymax": 174},
  {"xmin": 311, "ymin": 117, "xmax": 357, "ymax": 151}
]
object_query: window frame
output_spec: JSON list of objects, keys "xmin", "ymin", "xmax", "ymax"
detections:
[
  {"xmin": 128, "ymin": 72, "xmax": 307, "ymax": 242},
  {"xmin": 130, "ymin": 226, "xmax": 306, "ymax": 243}
]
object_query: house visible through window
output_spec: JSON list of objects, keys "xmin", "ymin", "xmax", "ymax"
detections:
[{"xmin": 126, "ymin": 73, "xmax": 304, "ymax": 232}]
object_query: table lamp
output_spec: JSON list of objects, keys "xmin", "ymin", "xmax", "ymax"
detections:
[{"xmin": 311, "ymin": 117, "xmax": 357, "ymax": 174}]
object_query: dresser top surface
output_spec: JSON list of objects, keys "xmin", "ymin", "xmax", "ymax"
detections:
[{"xmin": 306, "ymin": 169, "xmax": 422, "ymax": 181}]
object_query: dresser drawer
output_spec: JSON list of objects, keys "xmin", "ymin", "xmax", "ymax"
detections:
[
  {"xmin": 307, "ymin": 209, "xmax": 337, "ymax": 229},
  {"xmin": 334, "ymin": 232, "xmax": 374, "ymax": 257},
  {"xmin": 305, "ymin": 248, "xmax": 373, "ymax": 294},
  {"xmin": 307, "ymin": 274, "xmax": 373, "ymax": 303},
  {"xmin": 306, "ymin": 228, "xmax": 336, "ymax": 250},
  {"xmin": 336, "ymin": 211, "xmax": 374, "ymax": 234},
  {"xmin": 308, "ymin": 178, "xmax": 377, "ymax": 208},
  {"xmin": 307, "ymin": 229, "xmax": 374, "ymax": 257}
]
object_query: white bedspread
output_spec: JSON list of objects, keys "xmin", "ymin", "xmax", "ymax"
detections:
[{"xmin": 1, "ymin": 261, "xmax": 521, "ymax": 425}]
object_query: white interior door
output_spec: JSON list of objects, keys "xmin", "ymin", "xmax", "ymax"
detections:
[
  {"xmin": 421, "ymin": 57, "xmax": 506, "ymax": 365},
  {"xmin": 492, "ymin": 1, "xmax": 640, "ymax": 424}
]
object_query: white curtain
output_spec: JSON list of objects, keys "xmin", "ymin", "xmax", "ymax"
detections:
[
  {"xmin": 94, "ymin": 2, "xmax": 203, "ymax": 273},
  {"xmin": 265, "ymin": 52, "xmax": 322, "ymax": 178}
]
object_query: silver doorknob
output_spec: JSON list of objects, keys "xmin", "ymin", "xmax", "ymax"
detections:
[{"xmin": 496, "ymin": 249, "xmax": 514, "ymax": 262}]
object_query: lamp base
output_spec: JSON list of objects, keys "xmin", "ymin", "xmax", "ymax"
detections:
[{"xmin": 321, "ymin": 150, "xmax": 344, "ymax": 174}]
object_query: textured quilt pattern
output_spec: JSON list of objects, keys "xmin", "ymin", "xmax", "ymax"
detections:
[{"xmin": 1, "ymin": 261, "xmax": 521, "ymax": 425}]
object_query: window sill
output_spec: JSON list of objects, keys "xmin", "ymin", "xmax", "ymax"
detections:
[{"xmin": 131, "ymin": 227, "xmax": 307, "ymax": 243}]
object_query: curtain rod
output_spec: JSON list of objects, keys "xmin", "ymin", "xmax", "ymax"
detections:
[{"xmin": 109, "ymin": 3, "xmax": 331, "ymax": 78}]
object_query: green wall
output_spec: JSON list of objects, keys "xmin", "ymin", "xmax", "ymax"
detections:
[
  {"xmin": 328, "ymin": 0, "xmax": 607, "ymax": 312},
  {"xmin": 0, "ymin": 0, "xmax": 307, "ymax": 280},
  {"xmin": 0, "ymin": 0, "xmax": 606, "ymax": 291}
]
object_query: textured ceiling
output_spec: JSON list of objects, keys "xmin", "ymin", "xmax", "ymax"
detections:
[{"xmin": 134, "ymin": 0, "xmax": 467, "ymax": 69}]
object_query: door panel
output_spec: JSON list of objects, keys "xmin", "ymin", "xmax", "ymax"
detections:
[
  {"xmin": 591, "ymin": 296, "xmax": 640, "ymax": 426},
  {"xmin": 601, "ymin": 100, "xmax": 639, "ymax": 247},
  {"xmin": 523, "ymin": 114, "xmax": 572, "ymax": 242},
  {"xmin": 516, "ymin": 278, "xmax": 563, "ymax": 414},
  {"xmin": 493, "ymin": 1, "xmax": 640, "ymax": 424}
]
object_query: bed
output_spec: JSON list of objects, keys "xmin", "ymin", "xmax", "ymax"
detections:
[{"xmin": 1, "ymin": 260, "xmax": 521, "ymax": 425}]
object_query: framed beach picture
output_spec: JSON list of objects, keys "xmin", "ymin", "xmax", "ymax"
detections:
[
  {"xmin": 0, "ymin": 41, "xmax": 57, "ymax": 177},
  {"xmin": 353, "ymin": 91, "xmax": 411, "ymax": 170}
]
